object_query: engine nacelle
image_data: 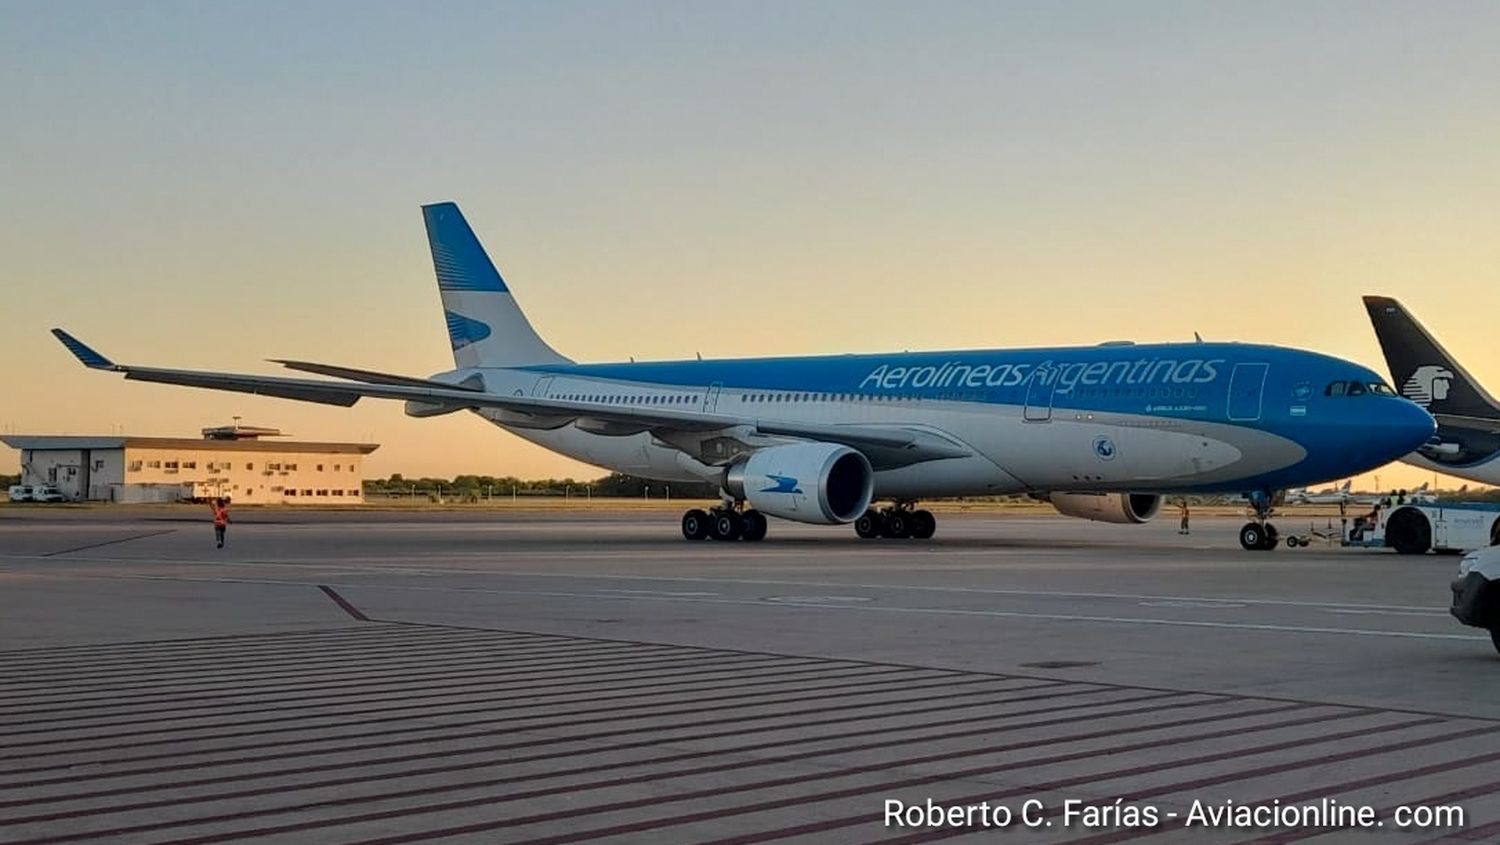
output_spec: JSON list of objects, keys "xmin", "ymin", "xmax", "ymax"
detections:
[
  {"xmin": 724, "ymin": 443, "xmax": 874, "ymax": 525},
  {"xmin": 1049, "ymin": 492, "xmax": 1163, "ymax": 525}
]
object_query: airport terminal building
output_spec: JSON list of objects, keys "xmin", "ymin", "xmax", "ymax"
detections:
[{"xmin": 2, "ymin": 425, "xmax": 379, "ymax": 504}]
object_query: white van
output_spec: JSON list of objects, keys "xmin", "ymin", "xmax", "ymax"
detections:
[
  {"xmin": 7, "ymin": 485, "xmax": 34, "ymax": 502},
  {"xmin": 31, "ymin": 485, "xmax": 67, "ymax": 503}
]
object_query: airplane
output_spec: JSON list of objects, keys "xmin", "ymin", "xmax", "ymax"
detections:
[
  {"xmin": 48, "ymin": 203, "xmax": 1435, "ymax": 551},
  {"xmin": 1287, "ymin": 480, "xmax": 1352, "ymax": 505},
  {"xmin": 1364, "ymin": 296, "xmax": 1500, "ymax": 488}
]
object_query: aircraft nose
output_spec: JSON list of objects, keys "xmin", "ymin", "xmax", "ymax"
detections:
[{"xmin": 1381, "ymin": 399, "xmax": 1437, "ymax": 458}]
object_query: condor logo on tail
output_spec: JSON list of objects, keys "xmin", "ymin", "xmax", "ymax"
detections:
[
  {"xmin": 444, "ymin": 311, "xmax": 492, "ymax": 350},
  {"xmin": 1401, "ymin": 365, "xmax": 1455, "ymax": 408}
]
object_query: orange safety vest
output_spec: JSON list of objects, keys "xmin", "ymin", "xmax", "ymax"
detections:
[{"xmin": 212, "ymin": 506, "xmax": 229, "ymax": 526}]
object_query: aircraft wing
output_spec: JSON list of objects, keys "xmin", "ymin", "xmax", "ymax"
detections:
[{"xmin": 52, "ymin": 330, "xmax": 970, "ymax": 468}]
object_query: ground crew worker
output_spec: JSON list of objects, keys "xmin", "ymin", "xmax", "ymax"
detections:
[
  {"xmin": 1178, "ymin": 500, "xmax": 1190, "ymax": 535},
  {"xmin": 210, "ymin": 498, "xmax": 231, "ymax": 548}
]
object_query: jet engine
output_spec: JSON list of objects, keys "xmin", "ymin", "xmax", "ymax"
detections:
[
  {"xmin": 1049, "ymin": 492, "xmax": 1162, "ymax": 525},
  {"xmin": 723, "ymin": 443, "xmax": 875, "ymax": 525}
]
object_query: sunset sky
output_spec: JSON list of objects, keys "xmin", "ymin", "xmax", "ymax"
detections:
[{"xmin": 2, "ymin": 2, "xmax": 1496, "ymax": 489}]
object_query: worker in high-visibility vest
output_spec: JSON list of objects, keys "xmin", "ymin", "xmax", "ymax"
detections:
[{"xmin": 210, "ymin": 498, "xmax": 231, "ymax": 548}]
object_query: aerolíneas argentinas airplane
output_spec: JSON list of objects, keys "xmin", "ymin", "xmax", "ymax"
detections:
[{"xmin": 52, "ymin": 203, "xmax": 1434, "ymax": 550}]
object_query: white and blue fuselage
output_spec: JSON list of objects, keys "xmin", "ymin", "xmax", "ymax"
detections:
[{"xmin": 456, "ymin": 341, "xmax": 1432, "ymax": 500}]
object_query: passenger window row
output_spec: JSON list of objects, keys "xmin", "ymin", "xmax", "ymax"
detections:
[{"xmin": 554, "ymin": 394, "xmax": 699, "ymax": 405}]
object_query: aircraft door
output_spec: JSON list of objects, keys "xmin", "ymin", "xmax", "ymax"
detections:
[
  {"xmin": 1024, "ymin": 366, "xmax": 1055, "ymax": 422},
  {"xmin": 1227, "ymin": 363, "xmax": 1269, "ymax": 421},
  {"xmin": 704, "ymin": 382, "xmax": 723, "ymax": 413},
  {"xmin": 531, "ymin": 376, "xmax": 556, "ymax": 398}
]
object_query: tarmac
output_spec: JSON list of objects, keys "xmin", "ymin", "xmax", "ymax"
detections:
[{"xmin": 1, "ymin": 507, "xmax": 1498, "ymax": 844}]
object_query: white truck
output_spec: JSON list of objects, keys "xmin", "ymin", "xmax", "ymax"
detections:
[
  {"xmin": 1336, "ymin": 500, "xmax": 1500, "ymax": 555},
  {"xmin": 1451, "ymin": 546, "xmax": 1500, "ymax": 655}
]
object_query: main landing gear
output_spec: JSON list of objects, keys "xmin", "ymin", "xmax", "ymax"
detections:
[
  {"xmin": 682, "ymin": 506, "xmax": 767, "ymax": 542},
  {"xmin": 1239, "ymin": 491, "xmax": 1280, "ymax": 552},
  {"xmin": 855, "ymin": 503, "xmax": 937, "ymax": 540}
]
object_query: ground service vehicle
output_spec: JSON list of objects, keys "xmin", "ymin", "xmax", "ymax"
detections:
[
  {"xmin": 1451, "ymin": 545, "xmax": 1500, "ymax": 654},
  {"xmin": 1341, "ymin": 500, "xmax": 1500, "ymax": 555}
]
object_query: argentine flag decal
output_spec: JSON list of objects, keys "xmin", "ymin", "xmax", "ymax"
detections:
[{"xmin": 445, "ymin": 310, "xmax": 492, "ymax": 350}]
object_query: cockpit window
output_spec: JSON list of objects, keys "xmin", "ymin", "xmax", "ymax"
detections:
[
  {"xmin": 1369, "ymin": 382, "xmax": 1396, "ymax": 396},
  {"xmin": 1346, "ymin": 382, "xmax": 1367, "ymax": 397},
  {"xmin": 1325, "ymin": 381, "xmax": 1347, "ymax": 396}
]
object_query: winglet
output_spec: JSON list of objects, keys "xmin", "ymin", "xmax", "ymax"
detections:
[{"xmin": 51, "ymin": 329, "xmax": 117, "ymax": 370}]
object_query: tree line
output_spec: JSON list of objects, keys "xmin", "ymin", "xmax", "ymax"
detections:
[{"xmin": 363, "ymin": 472, "xmax": 720, "ymax": 500}]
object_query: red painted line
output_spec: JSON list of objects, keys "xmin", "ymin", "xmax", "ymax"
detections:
[
  {"xmin": 0, "ymin": 625, "xmax": 395, "ymax": 658},
  {"xmin": 0, "ymin": 662, "xmax": 933, "ymax": 772},
  {"xmin": 0, "ymin": 650, "xmax": 807, "ymax": 737},
  {"xmin": 120, "ymin": 703, "xmax": 1346, "ymax": 845},
  {"xmin": 317, "ymin": 585, "xmax": 369, "ymax": 621},
  {"xmin": 1, "ymin": 673, "xmax": 1011, "ymax": 789},
  {"xmin": 0, "ymin": 640, "xmax": 656, "ymax": 701},
  {"xmin": 865, "ymin": 721, "xmax": 1500, "ymax": 845},
  {"xmin": 1230, "ymin": 771, "xmax": 1500, "ymax": 845},
  {"xmin": 0, "ymin": 630, "xmax": 474, "ymax": 672},
  {"xmin": 0, "ymin": 663, "xmax": 952, "ymax": 785},
  {"xmin": 524, "ymin": 713, "xmax": 1446, "ymax": 845},
  {"xmin": 1, "ymin": 683, "xmax": 1134, "ymax": 825},
  {"xmin": 1, "ymin": 630, "xmax": 688, "ymax": 676},
  {"xmin": 0, "ymin": 642, "xmax": 729, "ymax": 714},
  {"xmin": 0, "ymin": 630, "xmax": 540, "ymax": 678}
]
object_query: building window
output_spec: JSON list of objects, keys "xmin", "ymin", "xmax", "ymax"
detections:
[
  {"xmin": 316, "ymin": 489, "xmax": 328, "ymax": 497},
  {"xmin": 93, "ymin": 459, "xmax": 105, "ymax": 470},
  {"xmin": 128, "ymin": 461, "xmax": 143, "ymax": 472},
  {"xmin": 147, "ymin": 460, "xmax": 161, "ymax": 468},
  {"xmin": 317, "ymin": 464, "xmax": 324, "ymax": 472},
  {"xmin": 285, "ymin": 489, "xmax": 296, "ymax": 496},
  {"xmin": 303, "ymin": 489, "xmax": 313, "ymax": 496},
  {"xmin": 348, "ymin": 489, "xmax": 359, "ymax": 496},
  {"xmin": 246, "ymin": 463, "xmax": 253, "ymax": 471},
  {"xmin": 183, "ymin": 461, "xmax": 196, "ymax": 469},
  {"xmin": 164, "ymin": 461, "xmax": 178, "ymax": 469}
]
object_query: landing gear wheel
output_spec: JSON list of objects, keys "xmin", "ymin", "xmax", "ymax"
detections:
[
  {"xmin": 1386, "ymin": 509, "xmax": 1431, "ymax": 555},
  {"xmin": 855, "ymin": 510, "xmax": 883, "ymax": 539},
  {"xmin": 1262, "ymin": 523, "xmax": 1279, "ymax": 550},
  {"xmin": 910, "ymin": 509, "xmax": 937, "ymax": 540},
  {"xmin": 681, "ymin": 509, "xmax": 710, "ymax": 541},
  {"xmin": 1240, "ymin": 522, "xmax": 1268, "ymax": 552},
  {"xmin": 740, "ymin": 510, "xmax": 768, "ymax": 542},
  {"xmin": 883, "ymin": 510, "xmax": 912, "ymax": 539},
  {"xmin": 710, "ymin": 510, "xmax": 743, "ymax": 542}
]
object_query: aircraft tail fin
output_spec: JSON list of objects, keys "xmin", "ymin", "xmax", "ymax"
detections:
[
  {"xmin": 422, "ymin": 202, "xmax": 570, "ymax": 369},
  {"xmin": 1363, "ymin": 296, "xmax": 1497, "ymax": 419}
]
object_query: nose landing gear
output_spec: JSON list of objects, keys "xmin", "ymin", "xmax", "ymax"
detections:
[
  {"xmin": 855, "ymin": 503, "xmax": 937, "ymax": 540},
  {"xmin": 1238, "ymin": 490, "xmax": 1281, "ymax": 551}
]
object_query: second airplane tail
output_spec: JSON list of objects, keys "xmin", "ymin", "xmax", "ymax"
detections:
[
  {"xmin": 422, "ymin": 202, "xmax": 570, "ymax": 369},
  {"xmin": 1363, "ymin": 295, "xmax": 1498, "ymax": 420}
]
